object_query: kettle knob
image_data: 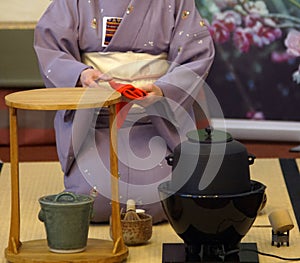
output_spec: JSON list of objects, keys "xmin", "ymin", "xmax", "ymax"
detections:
[{"xmin": 205, "ymin": 126, "xmax": 214, "ymax": 138}]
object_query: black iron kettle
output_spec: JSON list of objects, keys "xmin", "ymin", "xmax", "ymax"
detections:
[{"xmin": 166, "ymin": 127, "xmax": 255, "ymax": 195}]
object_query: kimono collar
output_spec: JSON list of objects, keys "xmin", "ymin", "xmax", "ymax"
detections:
[{"xmin": 105, "ymin": 0, "xmax": 152, "ymax": 51}]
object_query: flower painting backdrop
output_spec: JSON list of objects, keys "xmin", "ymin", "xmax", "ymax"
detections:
[{"xmin": 196, "ymin": 0, "xmax": 300, "ymax": 122}]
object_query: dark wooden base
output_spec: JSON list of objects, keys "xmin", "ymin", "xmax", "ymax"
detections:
[
  {"xmin": 5, "ymin": 238, "xmax": 128, "ymax": 263},
  {"xmin": 162, "ymin": 243, "xmax": 259, "ymax": 263}
]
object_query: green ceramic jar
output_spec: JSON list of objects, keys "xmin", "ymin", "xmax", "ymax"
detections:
[{"xmin": 38, "ymin": 191, "xmax": 94, "ymax": 253}]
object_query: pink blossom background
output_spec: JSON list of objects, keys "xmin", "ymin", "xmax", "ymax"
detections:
[{"xmin": 196, "ymin": 0, "xmax": 300, "ymax": 121}]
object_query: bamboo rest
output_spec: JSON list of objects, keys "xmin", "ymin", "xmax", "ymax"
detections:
[{"xmin": 4, "ymin": 87, "xmax": 128, "ymax": 263}]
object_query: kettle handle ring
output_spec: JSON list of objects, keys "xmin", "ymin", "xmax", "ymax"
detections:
[
  {"xmin": 248, "ymin": 154, "xmax": 256, "ymax": 165},
  {"xmin": 165, "ymin": 154, "xmax": 174, "ymax": 166}
]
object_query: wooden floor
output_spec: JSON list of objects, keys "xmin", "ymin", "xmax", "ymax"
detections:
[
  {"xmin": 0, "ymin": 140, "xmax": 300, "ymax": 162},
  {"xmin": 241, "ymin": 140, "xmax": 300, "ymax": 159},
  {"xmin": 0, "ymin": 145, "xmax": 58, "ymax": 162}
]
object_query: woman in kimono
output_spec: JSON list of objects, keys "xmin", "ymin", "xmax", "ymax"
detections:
[{"xmin": 34, "ymin": 0, "xmax": 215, "ymax": 224}]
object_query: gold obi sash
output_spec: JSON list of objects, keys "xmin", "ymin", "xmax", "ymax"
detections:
[{"xmin": 82, "ymin": 51, "xmax": 169, "ymax": 88}]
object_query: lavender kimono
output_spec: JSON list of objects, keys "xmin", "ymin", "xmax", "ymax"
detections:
[{"xmin": 34, "ymin": 0, "xmax": 215, "ymax": 223}]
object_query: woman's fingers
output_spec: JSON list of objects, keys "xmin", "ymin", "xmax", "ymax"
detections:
[{"xmin": 80, "ymin": 68, "xmax": 112, "ymax": 87}]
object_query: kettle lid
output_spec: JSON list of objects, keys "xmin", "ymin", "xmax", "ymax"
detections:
[{"xmin": 187, "ymin": 127, "xmax": 232, "ymax": 144}]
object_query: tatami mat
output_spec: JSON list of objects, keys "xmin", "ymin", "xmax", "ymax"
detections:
[
  {"xmin": 244, "ymin": 159, "xmax": 300, "ymax": 262},
  {"xmin": 0, "ymin": 159, "xmax": 300, "ymax": 262}
]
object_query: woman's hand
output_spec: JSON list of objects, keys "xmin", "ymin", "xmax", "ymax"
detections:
[
  {"xmin": 137, "ymin": 83, "xmax": 164, "ymax": 107},
  {"xmin": 79, "ymin": 68, "xmax": 112, "ymax": 87}
]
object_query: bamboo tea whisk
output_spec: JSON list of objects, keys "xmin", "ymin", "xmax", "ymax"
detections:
[{"xmin": 123, "ymin": 199, "xmax": 140, "ymax": 221}]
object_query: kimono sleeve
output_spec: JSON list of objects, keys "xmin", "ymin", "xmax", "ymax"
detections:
[
  {"xmin": 34, "ymin": 0, "xmax": 90, "ymax": 88},
  {"xmin": 149, "ymin": 0, "xmax": 215, "ymax": 150},
  {"xmin": 155, "ymin": 0, "xmax": 215, "ymax": 111}
]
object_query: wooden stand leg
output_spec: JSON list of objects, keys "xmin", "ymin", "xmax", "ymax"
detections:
[
  {"xmin": 7, "ymin": 107, "xmax": 21, "ymax": 254},
  {"xmin": 109, "ymin": 104, "xmax": 127, "ymax": 254}
]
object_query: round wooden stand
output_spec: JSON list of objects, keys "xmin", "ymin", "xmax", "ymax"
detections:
[
  {"xmin": 5, "ymin": 87, "xmax": 128, "ymax": 262},
  {"xmin": 5, "ymin": 239, "xmax": 127, "ymax": 263}
]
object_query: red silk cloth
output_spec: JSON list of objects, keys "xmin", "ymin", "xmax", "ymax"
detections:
[{"xmin": 108, "ymin": 80, "xmax": 147, "ymax": 128}]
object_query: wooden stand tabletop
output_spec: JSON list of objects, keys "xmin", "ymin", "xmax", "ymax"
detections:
[{"xmin": 5, "ymin": 87, "xmax": 121, "ymax": 110}]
